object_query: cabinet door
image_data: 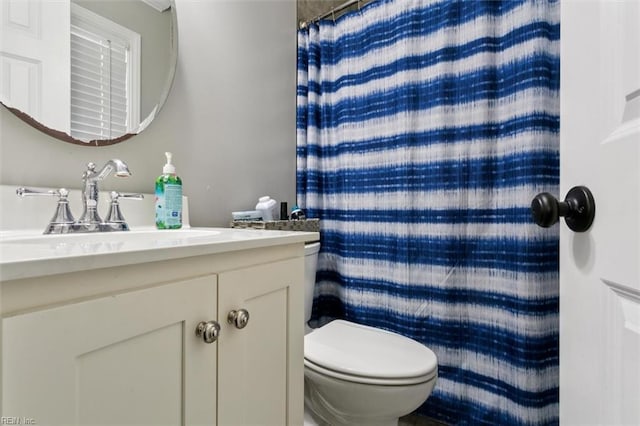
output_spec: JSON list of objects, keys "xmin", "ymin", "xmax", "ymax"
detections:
[
  {"xmin": 2, "ymin": 276, "xmax": 217, "ymax": 426},
  {"xmin": 218, "ymin": 257, "xmax": 304, "ymax": 426}
]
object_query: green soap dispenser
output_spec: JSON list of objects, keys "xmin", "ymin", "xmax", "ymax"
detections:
[{"xmin": 155, "ymin": 152, "xmax": 182, "ymax": 229}]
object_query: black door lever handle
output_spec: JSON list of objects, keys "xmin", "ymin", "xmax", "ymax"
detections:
[{"xmin": 531, "ymin": 186, "xmax": 595, "ymax": 232}]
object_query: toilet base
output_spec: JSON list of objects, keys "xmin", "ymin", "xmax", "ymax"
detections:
[
  {"xmin": 304, "ymin": 398, "xmax": 399, "ymax": 426},
  {"xmin": 303, "ymin": 405, "xmax": 322, "ymax": 426},
  {"xmin": 304, "ymin": 373, "xmax": 435, "ymax": 426}
]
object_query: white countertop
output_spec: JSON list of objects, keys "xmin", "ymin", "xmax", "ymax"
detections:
[{"xmin": 0, "ymin": 227, "xmax": 319, "ymax": 281}]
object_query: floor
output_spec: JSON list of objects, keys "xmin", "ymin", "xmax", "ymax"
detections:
[
  {"xmin": 304, "ymin": 408, "xmax": 446, "ymax": 426},
  {"xmin": 399, "ymin": 413, "xmax": 448, "ymax": 426}
]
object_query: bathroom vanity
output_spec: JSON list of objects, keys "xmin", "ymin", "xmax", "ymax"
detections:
[{"xmin": 0, "ymin": 194, "xmax": 317, "ymax": 425}]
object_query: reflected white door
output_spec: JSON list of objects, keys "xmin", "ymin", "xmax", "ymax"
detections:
[
  {"xmin": 560, "ymin": 1, "xmax": 640, "ymax": 424},
  {"xmin": 0, "ymin": 0, "xmax": 70, "ymax": 131}
]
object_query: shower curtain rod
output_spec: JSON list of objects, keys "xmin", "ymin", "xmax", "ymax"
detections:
[{"xmin": 299, "ymin": 0, "xmax": 372, "ymax": 29}]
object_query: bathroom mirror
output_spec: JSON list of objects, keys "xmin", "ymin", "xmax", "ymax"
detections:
[{"xmin": 0, "ymin": 0, "xmax": 177, "ymax": 146}]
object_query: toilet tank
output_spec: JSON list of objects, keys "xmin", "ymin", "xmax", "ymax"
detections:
[{"xmin": 304, "ymin": 242, "xmax": 321, "ymax": 334}]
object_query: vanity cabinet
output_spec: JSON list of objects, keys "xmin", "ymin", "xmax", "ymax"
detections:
[{"xmin": 1, "ymin": 243, "xmax": 305, "ymax": 426}]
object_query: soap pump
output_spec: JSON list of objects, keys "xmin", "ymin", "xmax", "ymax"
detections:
[{"xmin": 155, "ymin": 152, "xmax": 183, "ymax": 229}]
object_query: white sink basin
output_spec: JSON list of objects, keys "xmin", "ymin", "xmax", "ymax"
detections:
[
  {"xmin": 0, "ymin": 185, "xmax": 319, "ymax": 282},
  {"xmin": 2, "ymin": 229, "xmax": 221, "ymax": 245},
  {"xmin": 0, "ymin": 225, "xmax": 317, "ymax": 282}
]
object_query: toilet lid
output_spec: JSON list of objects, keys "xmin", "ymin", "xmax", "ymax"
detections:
[{"xmin": 304, "ymin": 320, "xmax": 437, "ymax": 380}]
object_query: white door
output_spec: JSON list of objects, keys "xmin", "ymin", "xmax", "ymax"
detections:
[
  {"xmin": 2, "ymin": 277, "xmax": 217, "ymax": 426},
  {"xmin": 560, "ymin": 1, "xmax": 640, "ymax": 424},
  {"xmin": 0, "ymin": 0, "xmax": 70, "ymax": 131},
  {"xmin": 217, "ymin": 258, "xmax": 304, "ymax": 426}
]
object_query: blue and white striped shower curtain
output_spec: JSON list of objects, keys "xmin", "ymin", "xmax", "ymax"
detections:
[{"xmin": 296, "ymin": 0, "xmax": 559, "ymax": 424}]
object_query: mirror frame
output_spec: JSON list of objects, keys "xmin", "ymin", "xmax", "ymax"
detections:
[{"xmin": 1, "ymin": 0, "xmax": 178, "ymax": 147}]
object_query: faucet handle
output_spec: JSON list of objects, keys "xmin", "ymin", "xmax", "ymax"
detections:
[
  {"xmin": 109, "ymin": 191, "xmax": 144, "ymax": 202},
  {"xmin": 17, "ymin": 187, "xmax": 68, "ymax": 198},
  {"xmin": 16, "ymin": 187, "xmax": 75, "ymax": 234},
  {"xmin": 105, "ymin": 192, "xmax": 144, "ymax": 230}
]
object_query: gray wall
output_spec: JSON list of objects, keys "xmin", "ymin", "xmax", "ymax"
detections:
[{"xmin": 0, "ymin": 0, "xmax": 297, "ymax": 227}]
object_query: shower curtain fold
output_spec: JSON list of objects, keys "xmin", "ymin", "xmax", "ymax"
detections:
[{"xmin": 296, "ymin": 1, "xmax": 560, "ymax": 424}]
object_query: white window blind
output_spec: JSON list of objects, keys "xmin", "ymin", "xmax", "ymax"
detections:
[{"xmin": 70, "ymin": 5, "xmax": 140, "ymax": 141}]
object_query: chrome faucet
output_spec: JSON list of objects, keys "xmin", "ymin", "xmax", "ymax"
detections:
[
  {"xmin": 16, "ymin": 159, "xmax": 143, "ymax": 234},
  {"xmin": 78, "ymin": 160, "xmax": 131, "ymax": 230}
]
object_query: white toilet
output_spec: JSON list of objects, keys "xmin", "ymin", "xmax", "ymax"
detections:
[{"xmin": 303, "ymin": 242, "xmax": 438, "ymax": 426}]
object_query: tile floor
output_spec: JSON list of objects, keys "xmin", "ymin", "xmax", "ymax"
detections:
[
  {"xmin": 399, "ymin": 413, "xmax": 448, "ymax": 426},
  {"xmin": 304, "ymin": 409, "xmax": 446, "ymax": 426}
]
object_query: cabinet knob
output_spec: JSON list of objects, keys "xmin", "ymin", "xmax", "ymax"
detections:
[
  {"xmin": 227, "ymin": 309, "xmax": 250, "ymax": 329},
  {"xmin": 195, "ymin": 321, "xmax": 221, "ymax": 344}
]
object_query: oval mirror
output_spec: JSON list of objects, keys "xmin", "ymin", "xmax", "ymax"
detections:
[{"xmin": 0, "ymin": 0, "xmax": 177, "ymax": 146}]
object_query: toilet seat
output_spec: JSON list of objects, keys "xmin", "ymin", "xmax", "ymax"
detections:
[
  {"xmin": 304, "ymin": 358, "xmax": 436, "ymax": 386},
  {"xmin": 304, "ymin": 320, "xmax": 437, "ymax": 385}
]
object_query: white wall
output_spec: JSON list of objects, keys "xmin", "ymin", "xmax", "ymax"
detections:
[{"xmin": 0, "ymin": 0, "xmax": 297, "ymax": 227}]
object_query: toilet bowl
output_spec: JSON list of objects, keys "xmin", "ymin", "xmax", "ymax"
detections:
[
  {"xmin": 304, "ymin": 320, "xmax": 437, "ymax": 426},
  {"xmin": 303, "ymin": 242, "xmax": 438, "ymax": 426}
]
